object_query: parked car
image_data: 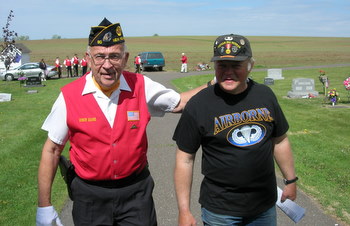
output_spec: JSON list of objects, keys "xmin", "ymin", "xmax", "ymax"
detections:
[
  {"xmin": 139, "ymin": 52, "xmax": 165, "ymax": 71},
  {"xmin": 0, "ymin": 62, "xmax": 58, "ymax": 81}
]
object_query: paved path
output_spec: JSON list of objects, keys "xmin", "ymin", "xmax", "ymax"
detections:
[{"xmin": 60, "ymin": 69, "xmax": 344, "ymax": 225}]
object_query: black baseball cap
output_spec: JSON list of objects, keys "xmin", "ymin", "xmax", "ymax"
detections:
[
  {"xmin": 211, "ymin": 34, "xmax": 252, "ymax": 62},
  {"xmin": 89, "ymin": 18, "xmax": 125, "ymax": 46}
]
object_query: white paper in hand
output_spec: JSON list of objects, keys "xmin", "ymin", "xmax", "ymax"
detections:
[{"xmin": 276, "ymin": 186, "xmax": 305, "ymax": 223}]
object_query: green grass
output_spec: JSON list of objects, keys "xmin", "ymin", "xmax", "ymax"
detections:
[
  {"xmin": 172, "ymin": 66, "xmax": 350, "ymax": 225},
  {"xmin": 1, "ymin": 36, "xmax": 350, "ymax": 225},
  {"xmin": 0, "ymin": 79, "xmax": 72, "ymax": 225}
]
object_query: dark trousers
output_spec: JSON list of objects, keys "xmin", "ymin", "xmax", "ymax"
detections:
[
  {"xmin": 82, "ymin": 66, "xmax": 87, "ymax": 76},
  {"xmin": 57, "ymin": 67, "xmax": 62, "ymax": 78},
  {"xmin": 74, "ymin": 65, "xmax": 79, "ymax": 76},
  {"xmin": 66, "ymin": 66, "xmax": 72, "ymax": 77},
  {"xmin": 135, "ymin": 64, "xmax": 141, "ymax": 74},
  {"xmin": 71, "ymin": 174, "xmax": 157, "ymax": 226}
]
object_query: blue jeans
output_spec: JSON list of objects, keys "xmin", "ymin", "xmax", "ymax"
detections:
[{"xmin": 202, "ymin": 206, "xmax": 276, "ymax": 226}]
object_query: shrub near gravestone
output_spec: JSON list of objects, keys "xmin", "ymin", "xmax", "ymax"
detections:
[{"xmin": 318, "ymin": 70, "xmax": 329, "ymax": 95}]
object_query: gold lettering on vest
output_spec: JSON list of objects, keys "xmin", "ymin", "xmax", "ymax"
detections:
[{"xmin": 79, "ymin": 117, "xmax": 96, "ymax": 122}]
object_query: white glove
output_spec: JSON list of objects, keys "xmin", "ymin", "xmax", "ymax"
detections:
[{"xmin": 36, "ymin": 206, "xmax": 63, "ymax": 226}]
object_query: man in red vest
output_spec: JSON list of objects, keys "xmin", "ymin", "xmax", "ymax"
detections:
[
  {"xmin": 80, "ymin": 55, "xmax": 88, "ymax": 76},
  {"xmin": 63, "ymin": 56, "xmax": 72, "ymax": 77},
  {"xmin": 55, "ymin": 57, "xmax": 62, "ymax": 78},
  {"xmin": 134, "ymin": 54, "xmax": 141, "ymax": 73},
  {"xmin": 36, "ymin": 18, "xmax": 212, "ymax": 226},
  {"xmin": 180, "ymin": 52, "xmax": 188, "ymax": 73},
  {"xmin": 72, "ymin": 54, "xmax": 79, "ymax": 77}
]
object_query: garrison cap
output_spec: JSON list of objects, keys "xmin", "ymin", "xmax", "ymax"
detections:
[
  {"xmin": 211, "ymin": 34, "xmax": 252, "ymax": 62},
  {"xmin": 89, "ymin": 18, "xmax": 125, "ymax": 46}
]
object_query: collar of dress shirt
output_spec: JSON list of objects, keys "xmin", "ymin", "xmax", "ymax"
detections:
[{"xmin": 82, "ymin": 72, "xmax": 131, "ymax": 96}]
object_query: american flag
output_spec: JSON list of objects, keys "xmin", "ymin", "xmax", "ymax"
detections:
[{"xmin": 127, "ymin": 111, "xmax": 140, "ymax": 121}]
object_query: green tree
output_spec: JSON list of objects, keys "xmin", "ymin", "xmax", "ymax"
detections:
[
  {"xmin": 52, "ymin": 34, "xmax": 61, "ymax": 39},
  {"xmin": 17, "ymin": 35, "xmax": 30, "ymax": 40}
]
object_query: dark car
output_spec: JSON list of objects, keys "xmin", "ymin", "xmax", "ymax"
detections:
[
  {"xmin": 0, "ymin": 62, "xmax": 58, "ymax": 81},
  {"xmin": 139, "ymin": 52, "xmax": 165, "ymax": 71}
]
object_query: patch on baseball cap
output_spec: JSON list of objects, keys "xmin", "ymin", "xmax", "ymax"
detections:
[
  {"xmin": 211, "ymin": 34, "xmax": 252, "ymax": 62},
  {"xmin": 89, "ymin": 18, "xmax": 125, "ymax": 46}
]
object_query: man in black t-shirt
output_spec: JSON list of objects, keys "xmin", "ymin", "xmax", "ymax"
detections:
[{"xmin": 173, "ymin": 34, "xmax": 298, "ymax": 226}]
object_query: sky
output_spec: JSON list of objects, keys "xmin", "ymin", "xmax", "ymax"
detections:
[{"xmin": 1, "ymin": 0, "xmax": 350, "ymax": 40}]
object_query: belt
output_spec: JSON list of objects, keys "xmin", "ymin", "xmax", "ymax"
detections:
[{"xmin": 80, "ymin": 166, "xmax": 150, "ymax": 188}]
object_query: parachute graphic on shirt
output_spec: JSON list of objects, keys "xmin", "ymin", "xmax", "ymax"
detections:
[{"xmin": 227, "ymin": 123, "xmax": 266, "ymax": 147}]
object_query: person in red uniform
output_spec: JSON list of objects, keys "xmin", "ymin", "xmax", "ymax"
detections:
[
  {"xmin": 80, "ymin": 55, "xmax": 88, "ymax": 76},
  {"xmin": 180, "ymin": 52, "xmax": 188, "ymax": 73},
  {"xmin": 63, "ymin": 56, "xmax": 72, "ymax": 77},
  {"xmin": 36, "ymin": 18, "xmax": 211, "ymax": 226},
  {"xmin": 134, "ymin": 54, "xmax": 141, "ymax": 73},
  {"xmin": 55, "ymin": 57, "xmax": 62, "ymax": 78},
  {"xmin": 72, "ymin": 54, "xmax": 79, "ymax": 77}
]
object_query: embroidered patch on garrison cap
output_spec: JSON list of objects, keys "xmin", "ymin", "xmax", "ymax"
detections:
[{"xmin": 89, "ymin": 18, "xmax": 125, "ymax": 46}]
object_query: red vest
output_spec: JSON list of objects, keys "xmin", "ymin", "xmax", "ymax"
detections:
[
  {"xmin": 55, "ymin": 59, "xmax": 60, "ymax": 67},
  {"xmin": 81, "ymin": 59, "xmax": 87, "ymax": 67},
  {"xmin": 64, "ymin": 59, "xmax": 72, "ymax": 66},
  {"xmin": 73, "ymin": 57, "xmax": 79, "ymax": 65},
  {"xmin": 61, "ymin": 71, "xmax": 150, "ymax": 180}
]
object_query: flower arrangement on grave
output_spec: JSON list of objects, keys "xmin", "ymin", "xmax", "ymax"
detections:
[
  {"xmin": 327, "ymin": 88, "xmax": 339, "ymax": 106},
  {"xmin": 344, "ymin": 77, "xmax": 350, "ymax": 90},
  {"xmin": 18, "ymin": 72, "xmax": 27, "ymax": 86},
  {"xmin": 344, "ymin": 76, "xmax": 350, "ymax": 102}
]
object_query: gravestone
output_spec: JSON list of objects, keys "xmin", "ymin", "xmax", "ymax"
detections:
[
  {"xmin": 267, "ymin": 68, "xmax": 284, "ymax": 80},
  {"xmin": 25, "ymin": 76, "xmax": 44, "ymax": 87},
  {"xmin": 287, "ymin": 78, "xmax": 319, "ymax": 98},
  {"xmin": 264, "ymin": 77, "xmax": 274, "ymax": 85},
  {"xmin": 0, "ymin": 93, "xmax": 12, "ymax": 102},
  {"xmin": 27, "ymin": 90, "xmax": 38, "ymax": 94}
]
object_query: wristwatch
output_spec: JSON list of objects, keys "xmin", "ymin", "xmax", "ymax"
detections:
[{"xmin": 283, "ymin": 177, "xmax": 298, "ymax": 185}]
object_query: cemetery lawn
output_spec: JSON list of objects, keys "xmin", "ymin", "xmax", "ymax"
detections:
[
  {"xmin": 0, "ymin": 78, "xmax": 72, "ymax": 225},
  {"xmin": 172, "ymin": 66, "xmax": 350, "ymax": 225}
]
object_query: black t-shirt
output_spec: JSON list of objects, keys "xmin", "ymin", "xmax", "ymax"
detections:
[{"xmin": 173, "ymin": 79, "xmax": 289, "ymax": 217}]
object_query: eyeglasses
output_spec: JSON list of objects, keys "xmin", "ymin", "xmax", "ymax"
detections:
[{"xmin": 89, "ymin": 53, "xmax": 124, "ymax": 66}]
